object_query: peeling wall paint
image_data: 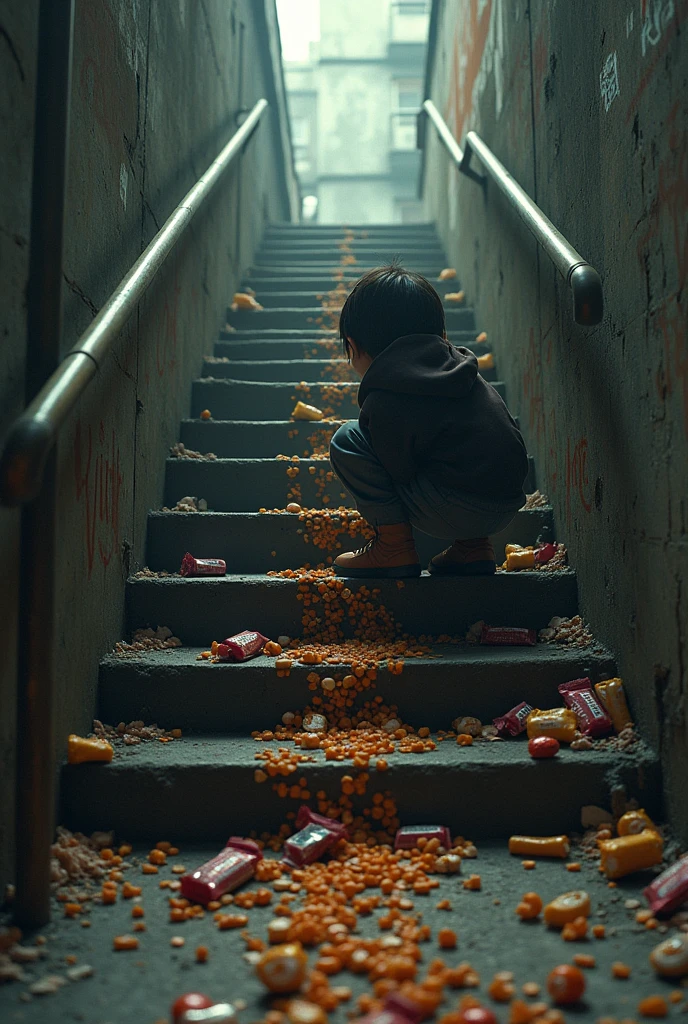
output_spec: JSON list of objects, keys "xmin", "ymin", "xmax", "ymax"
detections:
[{"xmin": 423, "ymin": 0, "xmax": 688, "ymax": 841}]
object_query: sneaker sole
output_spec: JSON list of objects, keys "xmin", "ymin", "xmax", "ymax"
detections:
[
  {"xmin": 333, "ymin": 563, "xmax": 422, "ymax": 579},
  {"xmin": 427, "ymin": 560, "xmax": 496, "ymax": 576}
]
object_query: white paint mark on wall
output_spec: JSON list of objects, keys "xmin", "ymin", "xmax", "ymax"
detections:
[
  {"xmin": 626, "ymin": 10, "xmax": 634, "ymax": 36},
  {"xmin": 600, "ymin": 52, "xmax": 621, "ymax": 113},
  {"xmin": 640, "ymin": 0, "xmax": 675, "ymax": 58},
  {"xmin": 119, "ymin": 163, "xmax": 128, "ymax": 210}
]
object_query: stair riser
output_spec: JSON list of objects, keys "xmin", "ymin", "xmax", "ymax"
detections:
[
  {"xmin": 165, "ymin": 458, "xmax": 353, "ymax": 510},
  {"xmin": 178, "ymin": 420, "xmax": 528, "ymax": 463},
  {"xmin": 127, "ymin": 573, "xmax": 578, "ymax": 643},
  {"xmin": 245, "ymin": 265, "xmax": 456, "ymax": 279},
  {"xmin": 97, "ymin": 647, "xmax": 615, "ymax": 733},
  {"xmin": 242, "ymin": 278, "xmax": 462, "ymax": 294},
  {"xmin": 254, "ymin": 249, "xmax": 447, "ymax": 263},
  {"xmin": 61, "ymin": 754, "xmax": 660, "ymax": 841},
  {"xmin": 226, "ymin": 308, "xmax": 476, "ymax": 331},
  {"xmin": 216, "ymin": 331, "xmax": 479, "ymax": 353},
  {"xmin": 239, "ymin": 291, "xmax": 466, "ymax": 308},
  {"xmin": 191, "ymin": 380, "xmax": 360, "ymax": 420},
  {"xmin": 258, "ymin": 237, "xmax": 446, "ymax": 248},
  {"xmin": 164, "ymin": 456, "xmax": 535, "ymax": 510},
  {"xmin": 145, "ymin": 508, "xmax": 555, "ymax": 572},
  {"xmin": 201, "ymin": 360, "xmax": 500, "ymax": 388}
]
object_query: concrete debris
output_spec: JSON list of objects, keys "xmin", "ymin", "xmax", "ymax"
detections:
[
  {"xmin": 0, "ymin": 958, "xmax": 26, "ymax": 983},
  {"xmin": 51, "ymin": 827, "xmax": 113, "ymax": 889},
  {"xmin": 114, "ymin": 626, "xmax": 182, "ymax": 656},
  {"xmin": 162, "ymin": 495, "xmax": 209, "ymax": 513},
  {"xmin": 538, "ymin": 615, "xmax": 594, "ymax": 647},
  {"xmin": 8, "ymin": 945, "xmax": 43, "ymax": 963},
  {"xmin": 92, "ymin": 719, "xmax": 182, "ymax": 746},
  {"xmin": 170, "ymin": 442, "xmax": 217, "ymax": 460},
  {"xmin": 131, "ymin": 567, "xmax": 175, "ymax": 578},
  {"xmin": 66, "ymin": 964, "xmax": 94, "ymax": 982},
  {"xmin": 28, "ymin": 973, "xmax": 68, "ymax": 995},
  {"xmin": 521, "ymin": 490, "xmax": 550, "ymax": 508}
]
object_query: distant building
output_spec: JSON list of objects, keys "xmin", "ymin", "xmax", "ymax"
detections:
[{"xmin": 284, "ymin": 0, "xmax": 430, "ymax": 223}]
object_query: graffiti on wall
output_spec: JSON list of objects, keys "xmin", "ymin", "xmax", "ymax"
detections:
[
  {"xmin": 74, "ymin": 420, "xmax": 124, "ymax": 579},
  {"xmin": 443, "ymin": 0, "xmax": 506, "ymax": 142},
  {"xmin": 566, "ymin": 436, "xmax": 592, "ymax": 519}
]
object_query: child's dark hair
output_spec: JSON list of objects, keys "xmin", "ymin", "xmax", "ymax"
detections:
[{"xmin": 339, "ymin": 263, "xmax": 446, "ymax": 360}]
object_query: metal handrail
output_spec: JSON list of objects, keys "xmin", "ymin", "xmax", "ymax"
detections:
[
  {"xmin": 420, "ymin": 99, "xmax": 603, "ymax": 326},
  {"xmin": 0, "ymin": 97, "xmax": 269, "ymax": 507}
]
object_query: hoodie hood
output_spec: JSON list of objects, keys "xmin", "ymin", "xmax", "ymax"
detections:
[{"xmin": 358, "ymin": 334, "xmax": 478, "ymax": 406}]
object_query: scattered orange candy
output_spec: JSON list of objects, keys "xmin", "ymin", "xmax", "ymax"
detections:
[
  {"xmin": 638, "ymin": 995, "xmax": 668, "ymax": 1018},
  {"xmin": 611, "ymin": 961, "xmax": 632, "ymax": 979},
  {"xmin": 438, "ymin": 928, "xmax": 457, "ymax": 949},
  {"xmin": 113, "ymin": 934, "xmax": 139, "ymax": 951}
]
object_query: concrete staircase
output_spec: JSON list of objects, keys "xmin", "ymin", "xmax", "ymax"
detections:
[{"xmin": 61, "ymin": 223, "xmax": 660, "ymax": 843}]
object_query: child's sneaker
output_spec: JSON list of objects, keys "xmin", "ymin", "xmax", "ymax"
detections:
[
  {"xmin": 334, "ymin": 523, "xmax": 421, "ymax": 578},
  {"xmin": 428, "ymin": 538, "xmax": 496, "ymax": 576}
]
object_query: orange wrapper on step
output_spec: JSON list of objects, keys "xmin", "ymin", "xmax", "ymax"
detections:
[
  {"xmin": 291, "ymin": 400, "xmax": 324, "ymax": 421},
  {"xmin": 477, "ymin": 352, "xmax": 495, "ymax": 371},
  {"xmin": 594, "ymin": 677, "xmax": 634, "ymax": 732},
  {"xmin": 598, "ymin": 829, "xmax": 664, "ymax": 880},
  {"xmin": 526, "ymin": 708, "xmax": 578, "ymax": 743},
  {"xmin": 506, "ymin": 548, "xmax": 535, "ymax": 571},
  {"xmin": 509, "ymin": 835, "xmax": 570, "ymax": 859},
  {"xmin": 67, "ymin": 734, "xmax": 113, "ymax": 765}
]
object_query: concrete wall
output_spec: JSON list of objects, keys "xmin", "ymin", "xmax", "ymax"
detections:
[
  {"xmin": 422, "ymin": 0, "xmax": 688, "ymax": 840},
  {"xmin": 0, "ymin": 0, "xmax": 297, "ymax": 894}
]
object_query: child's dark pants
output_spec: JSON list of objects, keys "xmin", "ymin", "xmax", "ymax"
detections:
[{"xmin": 330, "ymin": 420, "xmax": 523, "ymax": 541}]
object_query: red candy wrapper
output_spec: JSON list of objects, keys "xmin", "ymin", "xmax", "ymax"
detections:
[
  {"xmin": 180, "ymin": 838, "xmax": 262, "ymax": 905},
  {"xmin": 558, "ymin": 677, "xmax": 613, "ymax": 737},
  {"xmin": 534, "ymin": 543, "xmax": 557, "ymax": 564},
  {"xmin": 357, "ymin": 993, "xmax": 423, "ymax": 1024},
  {"xmin": 394, "ymin": 825, "xmax": 451, "ymax": 851},
  {"xmin": 481, "ymin": 625, "xmax": 537, "ymax": 646},
  {"xmin": 216, "ymin": 630, "xmax": 269, "ymax": 661},
  {"xmin": 644, "ymin": 854, "xmax": 688, "ymax": 916},
  {"xmin": 180, "ymin": 553, "xmax": 227, "ymax": 577},
  {"xmin": 493, "ymin": 701, "xmax": 534, "ymax": 737},
  {"xmin": 282, "ymin": 806, "xmax": 349, "ymax": 867}
]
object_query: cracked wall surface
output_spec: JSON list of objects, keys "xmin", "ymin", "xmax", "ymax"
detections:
[
  {"xmin": 422, "ymin": 0, "xmax": 688, "ymax": 840},
  {"xmin": 0, "ymin": 0, "xmax": 298, "ymax": 892}
]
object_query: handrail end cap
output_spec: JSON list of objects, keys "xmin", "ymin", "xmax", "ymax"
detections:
[
  {"xmin": 570, "ymin": 264, "xmax": 604, "ymax": 326},
  {"xmin": 0, "ymin": 418, "xmax": 54, "ymax": 506}
]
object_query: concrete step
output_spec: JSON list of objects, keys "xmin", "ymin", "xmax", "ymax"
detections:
[
  {"xmin": 260, "ymin": 237, "xmax": 444, "ymax": 249},
  {"xmin": 97, "ymin": 642, "xmax": 613, "ymax": 734},
  {"xmin": 241, "ymin": 276, "xmax": 462, "ymax": 294},
  {"xmin": 266, "ymin": 222, "xmax": 438, "ymax": 233},
  {"xmin": 126, "ymin": 571, "xmax": 578, "ymax": 643},
  {"xmin": 216, "ymin": 330, "xmax": 481, "ymax": 354},
  {"xmin": 254, "ymin": 248, "xmax": 447, "ymax": 263},
  {"xmin": 245, "ymin": 264, "xmax": 453, "ymax": 279},
  {"xmin": 60, "ymin": 732, "xmax": 660, "ymax": 841},
  {"xmin": 164, "ymin": 453, "xmax": 535, "ymax": 509},
  {"xmin": 191, "ymin": 379, "xmax": 360, "ymax": 420},
  {"xmin": 179, "ymin": 418, "xmax": 345, "ymax": 458},
  {"xmin": 200, "ymin": 359, "xmax": 501, "ymax": 390},
  {"xmin": 225, "ymin": 306, "xmax": 476, "ymax": 331},
  {"xmin": 177, "ymin": 417, "xmax": 526, "ymax": 460},
  {"xmin": 236, "ymin": 290, "xmax": 467, "ymax": 308},
  {"xmin": 146, "ymin": 508, "xmax": 554, "ymax": 572}
]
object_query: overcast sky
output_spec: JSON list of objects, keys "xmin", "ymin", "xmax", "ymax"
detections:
[{"xmin": 276, "ymin": 0, "xmax": 320, "ymax": 62}]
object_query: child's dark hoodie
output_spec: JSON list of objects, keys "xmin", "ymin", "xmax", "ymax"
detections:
[{"xmin": 357, "ymin": 333, "xmax": 528, "ymax": 502}]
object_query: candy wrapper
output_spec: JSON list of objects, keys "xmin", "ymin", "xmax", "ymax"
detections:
[
  {"xmin": 216, "ymin": 631, "xmax": 270, "ymax": 661},
  {"xmin": 493, "ymin": 701, "xmax": 534, "ymax": 736},
  {"xmin": 356, "ymin": 993, "xmax": 423, "ymax": 1024},
  {"xmin": 534, "ymin": 542, "xmax": 557, "ymax": 564},
  {"xmin": 599, "ymin": 830, "xmax": 664, "ymax": 880},
  {"xmin": 594, "ymin": 677, "xmax": 633, "ymax": 732},
  {"xmin": 180, "ymin": 554, "xmax": 227, "ymax": 577},
  {"xmin": 282, "ymin": 806, "xmax": 348, "ymax": 867},
  {"xmin": 181, "ymin": 838, "xmax": 262, "ymax": 904},
  {"xmin": 558, "ymin": 677, "xmax": 613, "ymax": 737},
  {"xmin": 644, "ymin": 854, "xmax": 688, "ymax": 916},
  {"xmin": 509, "ymin": 835, "xmax": 570, "ymax": 858},
  {"xmin": 481, "ymin": 625, "xmax": 537, "ymax": 646},
  {"xmin": 394, "ymin": 825, "xmax": 452, "ymax": 850},
  {"xmin": 526, "ymin": 708, "xmax": 578, "ymax": 743}
]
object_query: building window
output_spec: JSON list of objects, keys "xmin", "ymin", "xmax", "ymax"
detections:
[
  {"xmin": 391, "ymin": 78, "xmax": 422, "ymax": 150},
  {"xmin": 390, "ymin": 2, "xmax": 430, "ymax": 43},
  {"xmin": 291, "ymin": 117, "xmax": 311, "ymax": 147}
]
